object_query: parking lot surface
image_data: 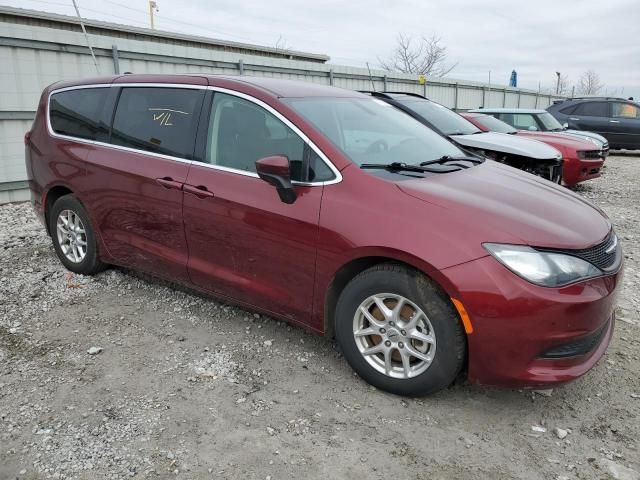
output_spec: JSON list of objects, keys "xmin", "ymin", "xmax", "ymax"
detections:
[{"xmin": 1, "ymin": 155, "xmax": 639, "ymax": 480}]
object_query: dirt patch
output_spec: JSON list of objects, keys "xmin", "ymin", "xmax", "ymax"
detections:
[{"xmin": 1, "ymin": 155, "xmax": 639, "ymax": 479}]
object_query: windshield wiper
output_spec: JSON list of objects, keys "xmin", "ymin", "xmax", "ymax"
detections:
[
  {"xmin": 360, "ymin": 162, "xmax": 462, "ymax": 173},
  {"xmin": 419, "ymin": 155, "xmax": 483, "ymax": 168}
]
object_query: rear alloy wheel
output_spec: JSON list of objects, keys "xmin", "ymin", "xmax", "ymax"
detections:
[
  {"xmin": 49, "ymin": 194, "xmax": 107, "ymax": 275},
  {"xmin": 56, "ymin": 209, "xmax": 88, "ymax": 264},
  {"xmin": 335, "ymin": 263, "xmax": 466, "ymax": 396}
]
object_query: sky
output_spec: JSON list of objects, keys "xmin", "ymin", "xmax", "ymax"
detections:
[{"xmin": 5, "ymin": 0, "xmax": 640, "ymax": 98}]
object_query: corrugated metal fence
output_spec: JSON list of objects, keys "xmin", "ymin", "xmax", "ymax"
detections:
[{"xmin": 0, "ymin": 12, "xmax": 564, "ymax": 203}]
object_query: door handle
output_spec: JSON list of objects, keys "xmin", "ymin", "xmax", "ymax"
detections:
[
  {"xmin": 609, "ymin": 120, "xmax": 620, "ymax": 123},
  {"xmin": 156, "ymin": 177, "xmax": 183, "ymax": 190},
  {"xmin": 569, "ymin": 117, "xmax": 579, "ymax": 121},
  {"xmin": 184, "ymin": 184, "xmax": 214, "ymax": 198}
]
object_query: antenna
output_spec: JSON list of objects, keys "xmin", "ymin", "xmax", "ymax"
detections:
[
  {"xmin": 71, "ymin": 0, "xmax": 100, "ymax": 74},
  {"xmin": 365, "ymin": 62, "xmax": 376, "ymax": 92}
]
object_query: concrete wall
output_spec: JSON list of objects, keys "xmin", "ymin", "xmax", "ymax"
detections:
[{"xmin": 0, "ymin": 12, "xmax": 565, "ymax": 202}]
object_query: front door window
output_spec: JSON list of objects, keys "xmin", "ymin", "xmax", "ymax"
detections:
[{"xmin": 205, "ymin": 93, "xmax": 334, "ymax": 182}]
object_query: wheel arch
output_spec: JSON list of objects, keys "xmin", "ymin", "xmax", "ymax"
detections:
[
  {"xmin": 43, "ymin": 184, "xmax": 74, "ymax": 236},
  {"xmin": 321, "ymin": 249, "xmax": 461, "ymax": 340}
]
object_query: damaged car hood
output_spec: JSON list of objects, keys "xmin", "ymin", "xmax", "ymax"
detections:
[{"xmin": 451, "ymin": 131, "xmax": 561, "ymax": 160}]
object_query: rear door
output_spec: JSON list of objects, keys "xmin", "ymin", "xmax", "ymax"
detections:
[
  {"xmin": 183, "ymin": 90, "xmax": 335, "ymax": 324},
  {"xmin": 608, "ymin": 102, "xmax": 640, "ymax": 148},
  {"xmin": 83, "ymin": 85, "xmax": 205, "ymax": 282},
  {"xmin": 564, "ymin": 101, "xmax": 609, "ymax": 137}
]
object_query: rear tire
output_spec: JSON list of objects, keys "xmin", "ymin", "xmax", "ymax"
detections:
[
  {"xmin": 335, "ymin": 263, "xmax": 466, "ymax": 396},
  {"xmin": 49, "ymin": 194, "xmax": 107, "ymax": 275}
]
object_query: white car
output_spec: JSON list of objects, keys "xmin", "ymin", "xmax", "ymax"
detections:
[{"xmin": 368, "ymin": 93, "xmax": 564, "ymax": 183}]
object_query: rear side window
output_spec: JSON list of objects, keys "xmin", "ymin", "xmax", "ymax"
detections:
[
  {"xmin": 506, "ymin": 114, "xmax": 539, "ymax": 130},
  {"xmin": 49, "ymin": 88, "xmax": 109, "ymax": 141},
  {"xmin": 573, "ymin": 102, "xmax": 608, "ymax": 117},
  {"xmin": 111, "ymin": 87, "xmax": 204, "ymax": 159}
]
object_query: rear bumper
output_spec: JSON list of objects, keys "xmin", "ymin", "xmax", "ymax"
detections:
[
  {"xmin": 563, "ymin": 157, "xmax": 605, "ymax": 186},
  {"xmin": 443, "ymin": 255, "xmax": 623, "ymax": 387},
  {"xmin": 29, "ymin": 181, "xmax": 46, "ymax": 228}
]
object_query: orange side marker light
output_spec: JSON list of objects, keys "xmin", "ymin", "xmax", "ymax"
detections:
[{"xmin": 451, "ymin": 298, "xmax": 473, "ymax": 334}]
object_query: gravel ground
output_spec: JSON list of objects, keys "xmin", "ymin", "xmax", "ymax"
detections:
[{"xmin": 1, "ymin": 155, "xmax": 639, "ymax": 480}]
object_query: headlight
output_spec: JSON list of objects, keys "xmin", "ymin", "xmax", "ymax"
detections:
[{"xmin": 483, "ymin": 243, "xmax": 601, "ymax": 287}]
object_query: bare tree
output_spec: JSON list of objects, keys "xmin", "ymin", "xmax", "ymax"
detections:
[
  {"xmin": 577, "ymin": 70, "xmax": 604, "ymax": 95},
  {"xmin": 378, "ymin": 33, "xmax": 457, "ymax": 77},
  {"xmin": 274, "ymin": 35, "xmax": 290, "ymax": 51}
]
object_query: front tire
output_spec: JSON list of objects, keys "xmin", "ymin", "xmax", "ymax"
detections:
[
  {"xmin": 49, "ymin": 194, "xmax": 106, "ymax": 275},
  {"xmin": 335, "ymin": 263, "xmax": 466, "ymax": 396}
]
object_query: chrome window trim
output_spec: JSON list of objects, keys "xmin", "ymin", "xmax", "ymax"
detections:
[{"xmin": 46, "ymin": 82, "xmax": 343, "ymax": 186}]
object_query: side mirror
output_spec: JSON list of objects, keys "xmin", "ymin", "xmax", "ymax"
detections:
[
  {"xmin": 255, "ymin": 155, "xmax": 297, "ymax": 204},
  {"xmin": 562, "ymin": 122, "xmax": 569, "ymax": 129},
  {"xmin": 527, "ymin": 125, "xmax": 538, "ymax": 131}
]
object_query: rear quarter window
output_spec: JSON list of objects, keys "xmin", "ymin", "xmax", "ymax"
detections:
[
  {"xmin": 49, "ymin": 88, "xmax": 110, "ymax": 141},
  {"xmin": 111, "ymin": 87, "xmax": 204, "ymax": 159},
  {"xmin": 559, "ymin": 105, "xmax": 577, "ymax": 114}
]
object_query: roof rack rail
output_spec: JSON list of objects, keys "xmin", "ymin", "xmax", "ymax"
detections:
[
  {"xmin": 357, "ymin": 91, "xmax": 394, "ymax": 99},
  {"xmin": 568, "ymin": 96, "xmax": 630, "ymax": 101},
  {"xmin": 382, "ymin": 91, "xmax": 428, "ymax": 99}
]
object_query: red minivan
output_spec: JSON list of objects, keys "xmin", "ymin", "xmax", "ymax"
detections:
[{"xmin": 25, "ymin": 75, "xmax": 623, "ymax": 396}]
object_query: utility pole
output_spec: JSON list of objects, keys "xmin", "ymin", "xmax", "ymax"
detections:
[
  {"xmin": 149, "ymin": 1, "xmax": 159, "ymax": 29},
  {"xmin": 555, "ymin": 71, "xmax": 561, "ymax": 94}
]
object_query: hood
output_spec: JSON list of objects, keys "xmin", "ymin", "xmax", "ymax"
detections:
[
  {"xmin": 564, "ymin": 129, "xmax": 607, "ymax": 146},
  {"xmin": 451, "ymin": 131, "xmax": 561, "ymax": 160},
  {"xmin": 397, "ymin": 161, "xmax": 610, "ymax": 249},
  {"xmin": 516, "ymin": 131, "xmax": 597, "ymax": 150}
]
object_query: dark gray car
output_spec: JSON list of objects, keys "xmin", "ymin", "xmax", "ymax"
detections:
[{"xmin": 547, "ymin": 97, "xmax": 640, "ymax": 150}]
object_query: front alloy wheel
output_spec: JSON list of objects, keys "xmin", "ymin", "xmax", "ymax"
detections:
[
  {"xmin": 335, "ymin": 263, "xmax": 466, "ymax": 396},
  {"xmin": 353, "ymin": 293, "xmax": 436, "ymax": 379}
]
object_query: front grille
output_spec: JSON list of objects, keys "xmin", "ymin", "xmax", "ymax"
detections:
[
  {"xmin": 539, "ymin": 231, "xmax": 620, "ymax": 272},
  {"xmin": 540, "ymin": 319, "xmax": 610, "ymax": 358},
  {"xmin": 531, "ymin": 161, "xmax": 563, "ymax": 183}
]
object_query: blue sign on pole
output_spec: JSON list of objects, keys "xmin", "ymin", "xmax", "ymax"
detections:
[{"xmin": 509, "ymin": 70, "xmax": 517, "ymax": 87}]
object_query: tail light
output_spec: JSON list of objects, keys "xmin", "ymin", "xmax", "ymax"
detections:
[{"xmin": 24, "ymin": 131, "xmax": 31, "ymax": 145}]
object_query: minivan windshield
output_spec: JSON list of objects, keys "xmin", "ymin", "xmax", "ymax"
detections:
[
  {"xmin": 538, "ymin": 112, "xmax": 564, "ymax": 131},
  {"xmin": 284, "ymin": 97, "xmax": 464, "ymax": 166},
  {"xmin": 396, "ymin": 99, "xmax": 481, "ymax": 136},
  {"xmin": 474, "ymin": 114, "xmax": 517, "ymax": 134}
]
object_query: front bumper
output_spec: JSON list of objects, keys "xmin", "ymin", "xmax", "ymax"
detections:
[
  {"xmin": 443, "ymin": 255, "xmax": 623, "ymax": 387},
  {"xmin": 563, "ymin": 157, "xmax": 605, "ymax": 186}
]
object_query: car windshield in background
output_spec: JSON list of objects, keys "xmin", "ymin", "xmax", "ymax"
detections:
[
  {"xmin": 538, "ymin": 112, "xmax": 564, "ymax": 131},
  {"xmin": 284, "ymin": 97, "xmax": 464, "ymax": 166},
  {"xmin": 474, "ymin": 115, "xmax": 516, "ymax": 134},
  {"xmin": 397, "ymin": 99, "xmax": 481, "ymax": 136}
]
